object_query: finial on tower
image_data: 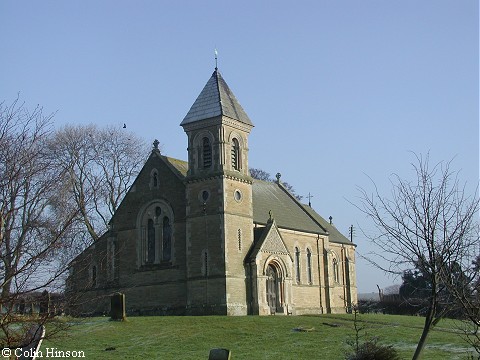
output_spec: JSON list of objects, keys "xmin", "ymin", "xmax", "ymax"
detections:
[{"xmin": 214, "ymin": 48, "xmax": 218, "ymax": 70}]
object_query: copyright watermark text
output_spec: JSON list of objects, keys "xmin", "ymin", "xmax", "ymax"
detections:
[{"xmin": 2, "ymin": 347, "xmax": 85, "ymax": 358}]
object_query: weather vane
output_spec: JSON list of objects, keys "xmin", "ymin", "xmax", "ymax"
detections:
[{"xmin": 214, "ymin": 48, "xmax": 218, "ymax": 70}]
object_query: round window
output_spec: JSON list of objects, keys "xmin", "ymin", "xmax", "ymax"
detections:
[
  {"xmin": 201, "ymin": 190, "xmax": 210, "ymax": 202},
  {"xmin": 234, "ymin": 190, "xmax": 242, "ymax": 202}
]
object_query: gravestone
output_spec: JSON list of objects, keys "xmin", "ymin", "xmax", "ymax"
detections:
[
  {"xmin": 208, "ymin": 348, "xmax": 231, "ymax": 360},
  {"xmin": 110, "ymin": 293, "xmax": 126, "ymax": 321}
]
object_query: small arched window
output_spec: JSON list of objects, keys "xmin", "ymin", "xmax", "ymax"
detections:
[
  {"xmin": 295, "ymin": 247, "xmax": 301, "ymax": 283},
  {"xmin": 162, "ymin": 216, "xmax": 172, "ymax": 262},
  {"xmin": 203, "ymin": 137, "xmax": 212, "ymax": 168},
  {"xmin": 231, "ymin": 138, "xmax": 240, "ymax": 171},
  {"xmin": 150, "ymin": 169, "xmax": 159, "ymax": 189},
  {"xmin": 307, "ymin": 249, "xmax": 312, "ymax": 284},
  {"xmin": 333, "ymin": 258, "xmax": 339, "ymax": 283}
]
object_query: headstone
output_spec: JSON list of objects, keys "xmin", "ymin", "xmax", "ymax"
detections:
[
  {"xmin": 208, "ymin": 348, "xmax": 231, "ymax": 360},
  {"xmin": 110, "ymin": 293, "xmax": 126, "ymax": 321}
]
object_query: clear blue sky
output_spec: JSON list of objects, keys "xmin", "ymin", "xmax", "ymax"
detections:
[{"xmin": 1, "ymin": 1, "xmax": 478, "ymax": 293}]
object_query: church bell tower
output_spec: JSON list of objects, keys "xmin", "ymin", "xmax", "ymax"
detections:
[{"xmin": 180, "ymin": 68, "xmax": 254, "ymax": 315}]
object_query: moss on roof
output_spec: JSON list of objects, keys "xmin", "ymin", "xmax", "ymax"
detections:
[{"xmin": 162, "ymin": 156, "xmax": 188, "ymax": 178}]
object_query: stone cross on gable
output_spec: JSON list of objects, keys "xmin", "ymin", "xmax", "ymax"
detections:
[
  {"xmin": 268, "ymin": 210, "xmax": 273, "ymax": 222},
  {"xmin": 153, "ymin": 139, "xmax": 160, "ymax": 153}
]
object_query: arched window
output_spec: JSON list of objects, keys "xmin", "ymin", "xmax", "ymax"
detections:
[
  {"xmin": 138, "ymin": 201, "xmax": 174, "ymax": 267},
  {"xmin": 162, "ymin": 216, "xmax": 172, "ymax": 262},
  {"xmin": 307, "ymin": 249, "xmax": 312, "ymax": 284},
  {"xmin": 295, "ymin": 247, "xmax": 301, "ymax": 283},
  {"xmin": 231, "ymin": 138, "xmax": 240, "ymax": 171},
  {"xmin": 203, "ymin": 137, "xmax": 212, "ymax": 168},
  {"xmin": 147, "ymin": 219, "xmax": 156, "ymax": 264},
  {"xmin": 333, "ymin": 258, "xmax": 339, "ymax": 283},
  {"xmin": 150, "ymin": 169, "xmax": 159, "ymax": 189}
]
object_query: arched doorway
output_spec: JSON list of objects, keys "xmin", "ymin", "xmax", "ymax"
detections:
[{"xmin": 266, "ymin": 264, "xmax": 279, "ymax": 314}]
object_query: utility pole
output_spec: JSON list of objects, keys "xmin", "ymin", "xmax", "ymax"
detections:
[{"xmin": 348, "ymin": 225, "xmax": 354, "ymax": 242}]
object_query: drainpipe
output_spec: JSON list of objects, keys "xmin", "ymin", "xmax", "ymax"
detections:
[{"xmin": 248, "ymin": 261, "xmax": 254, "ymax": 315}]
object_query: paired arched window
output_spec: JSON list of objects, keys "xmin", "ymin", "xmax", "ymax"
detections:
[
  {"xmin": 139, "ymin": 202, "xmax": 174, "ymax": 267},
  {"xmin": 231, "ymin": 138, "xmax": 240, "ymax": 171},
  {"xmin": 202, "ymin": 137, "xmax": 212, "ymax": 168},
  {"xmin": 295, "ymin": 247, "xmax": 301, "ymax": 283},
  {"xmin": 307, "ymin": 249, "xmax": 312, "ymax": 284}
]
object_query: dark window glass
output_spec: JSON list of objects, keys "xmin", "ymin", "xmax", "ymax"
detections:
[{"xmin": 162, "ymin": 217, "xmax": 172, "ymax": 262}]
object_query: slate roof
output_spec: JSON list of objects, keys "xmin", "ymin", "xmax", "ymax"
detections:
[
  {"xmin": 252, "ymin": 180, "xmax": 327, "ymax": 235},
  {"xmin": 162, "ymin": 156, "xmax": 188, "ymax": 178},
  {"xmin": 180, "ymin": 69, "xmax": 253, "ymax": 126},
  {"xmin": 252, "ymin": 180, "xmax": 353, "ymax": 245},
  {"xmin": 300, "ymin": 204, "xmax": 353, "ymax": 245},
  {"xmin": 157, "ymin": 156, "xmax": 352, "ymax": 245}
]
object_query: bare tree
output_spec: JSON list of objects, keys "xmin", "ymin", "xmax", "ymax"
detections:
[
  {"xmin": 0, "ymin": 98, "xmax": 78, "ymax": 346},
  {"xmin": 443, "ymin": 253, "xmax": 480, "ymax": 357},
  {"xmin": 50, "ymin": 124, "xmax": 148, "ymax": 244},
  {"xmin": 249, "ymin": 167, "xmax": 272, "ymax": 181},
  {"xmin": 356, "ymin": 153, "xmax": 479, "ymax": 359}
]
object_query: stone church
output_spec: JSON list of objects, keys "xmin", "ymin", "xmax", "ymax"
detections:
[{"xmin": 66, "ymin": 68, "xmax": 357, "ymax": 316}]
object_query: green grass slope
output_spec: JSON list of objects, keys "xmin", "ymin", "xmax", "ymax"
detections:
[{"xmin": 41, "ymin": 314, "xmax": 474, "ymax": 359}]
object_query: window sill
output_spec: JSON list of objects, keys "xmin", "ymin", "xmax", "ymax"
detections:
[{"xmin": 137, "ymin": 262, "xmax": 175, "ymax": 272}]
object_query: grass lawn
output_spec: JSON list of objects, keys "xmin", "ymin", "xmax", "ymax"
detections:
[{"xmin": 40, "ymin": 314, "xmax": 475, "ymax": 359}]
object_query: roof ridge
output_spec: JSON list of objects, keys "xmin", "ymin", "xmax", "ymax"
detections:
[{"xmin": 275, "ymin": 181, "xmax": 329, "ymax": 234}]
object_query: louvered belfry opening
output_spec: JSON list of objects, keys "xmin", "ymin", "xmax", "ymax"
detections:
[
  {"xmin": 231, "ymin": 138, "xmax": 240, "ymax": 170},
  {"xmin": 203, "ymin": 137, "xmax": 212, "ymax": 168}
]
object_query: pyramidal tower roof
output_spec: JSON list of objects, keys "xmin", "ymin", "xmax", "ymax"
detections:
[{"xmin": 180, "ymin": 69, "xmax": 253, "ymax": 126}]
